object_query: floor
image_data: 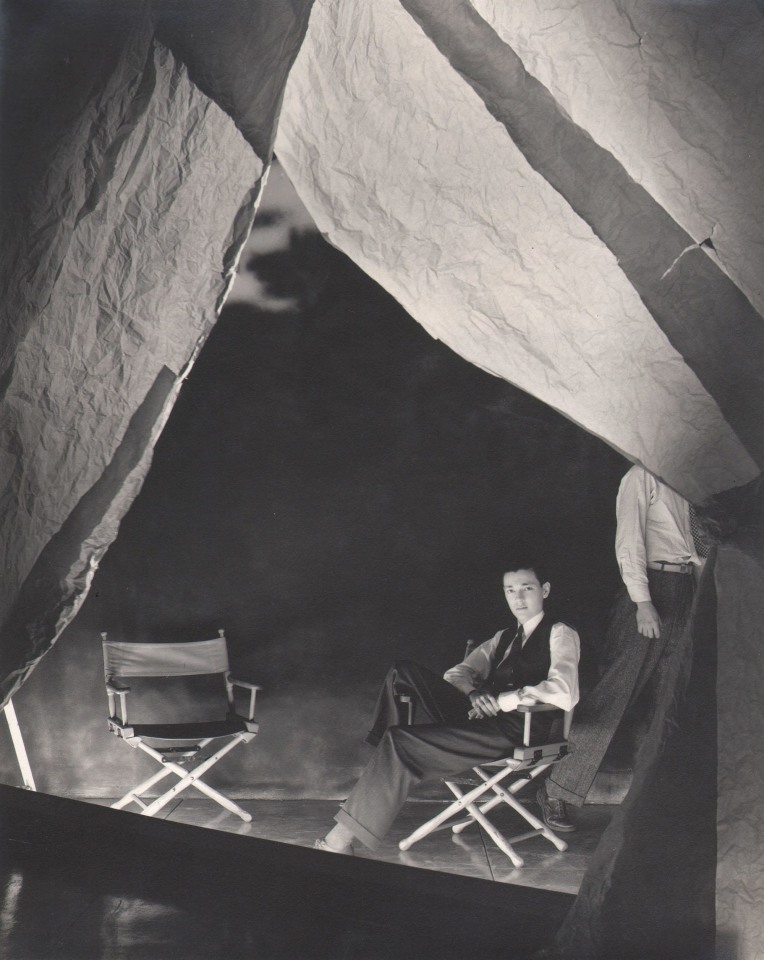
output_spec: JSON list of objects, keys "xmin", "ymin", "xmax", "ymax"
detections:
[
  {"xmin": 0, "ymin": 784, "xmax": 588, "ymax": 960},
  {"xmin": 86, "ymin": 794, "xmax": 615, "ymax": 895}
]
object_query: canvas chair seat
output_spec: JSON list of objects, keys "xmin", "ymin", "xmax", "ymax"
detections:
[
  {"xmin": 102, "ymin": 630, "xmax": 261, "ymax": 822},
  {"xmin": 111, "ymin": 717, "xmax": 257, "ymax": 741}
]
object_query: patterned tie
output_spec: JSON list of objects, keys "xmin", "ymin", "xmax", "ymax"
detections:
[{"xmin": 689, "ymin": 503, "xmax": 710, "ymax": 559}]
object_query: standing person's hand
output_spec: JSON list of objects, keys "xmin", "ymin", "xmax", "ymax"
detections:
[{"xmin": 636, "ymin": 601, "xmax": 661, "ymax": 638}]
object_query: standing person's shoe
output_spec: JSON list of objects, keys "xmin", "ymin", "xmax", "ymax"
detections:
[{"xmin": 537, "ymin": 782, "xmax": 576, "ymax": 833}]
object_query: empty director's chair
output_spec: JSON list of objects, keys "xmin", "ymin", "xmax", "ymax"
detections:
[
  {"xmin": 102, "ymin": 630, "xmax": 260, "ymax": 822},
  {"xmin": 398, "ymin": 701, "xmax": 573, "ymax": 868}
]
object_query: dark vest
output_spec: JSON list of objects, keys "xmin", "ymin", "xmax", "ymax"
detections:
[{"xmin": 486, "ymin": 616, "xmax": 555, "ymax": 695}]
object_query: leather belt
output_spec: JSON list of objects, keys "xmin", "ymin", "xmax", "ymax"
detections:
[{"xmin": 647, "ymin": 560, "xmax": 695, "ymax": 574}]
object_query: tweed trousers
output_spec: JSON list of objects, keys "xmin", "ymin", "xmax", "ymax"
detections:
[{"xmin": 546, "ymin": 568, "xmax": 696, "ymax": 806}]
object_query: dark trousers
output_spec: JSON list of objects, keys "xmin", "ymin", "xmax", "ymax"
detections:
[
  {"xmin": 336, "ymin": 660, "xmax": 546, "ymax": 849},
  {"xmin": 547, "ymin": 568, "xmax": 696, "ymax": 806},
  {"xmin": 365, "ymin": 659, "xmax": 471, "ymax": 746}
]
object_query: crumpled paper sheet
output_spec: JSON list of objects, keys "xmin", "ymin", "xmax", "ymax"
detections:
[
  {"xmin": 0, "ymin": 33, "xmax": 262, "ymax": 703},
  {"xmin": 473, "ymin": 0, "xmax": 764, "ymax": 319},
  {"xmin": 276, "ymin": 0, "xmax": 762, "ymax": 503}
]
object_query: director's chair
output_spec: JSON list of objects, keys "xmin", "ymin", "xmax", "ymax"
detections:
[
  {"xmin": 102, "ymin": 630, "xmax": 260, "ymax": 822},
  {"xmin": 398, "ymin": 702, "xmax": 573, "ymax": 868}
]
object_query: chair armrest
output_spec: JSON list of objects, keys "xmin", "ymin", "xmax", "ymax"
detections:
[
  {"xmin": 226, "ymin": 674, "xmax": 261, "ymax": 721},
  {"xmin": 105, "ymin": 681, "xmax": 131, "ymax": 722},
  {"xmin": 517, "ymin": 703, "xmax": 567, "ymax": 747},
  {"xmin": 517, "ymin": 703, "xmax": 574, "ymax": 738},
  {"xmin": 228, "ymin": 677, "xmax": 261, "ymax": 692},
  {"xmin": 395, "ymin": 694, "xmax": 415, "ymax": 725}
]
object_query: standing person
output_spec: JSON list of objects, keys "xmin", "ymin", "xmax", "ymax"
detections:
[
  {"xmin": 537, "ymin": 464, "xmax": 709, "ymax": 832},
  {"xmin": 314, "ymin": 558, "xmax": 580, "ymax": 854}
]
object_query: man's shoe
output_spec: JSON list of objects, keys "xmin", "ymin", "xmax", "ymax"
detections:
[
  {"xmin": 313, "ymin": 837, "xmax": 354, "ymax": 855},
  {"xmin": 536, "ymin": 784, "xmax": 576, "ymax": 833}
]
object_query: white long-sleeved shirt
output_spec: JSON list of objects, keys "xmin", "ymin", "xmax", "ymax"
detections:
[
  {"xmin": 615, "ymin": 465, "xmax": 700, "ymax": 603},
  {"xmin": 443, "ymin": 612, "xmax": 579, "ymax": 713}
]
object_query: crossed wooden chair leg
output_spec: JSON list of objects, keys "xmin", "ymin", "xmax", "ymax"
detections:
[
  {"xmin": 399, "ymin": 760, "xmax": 568, "ymax": 869},
  {"xmin": 112, "ymin": 734, "xmax": 255, "ymax": 822},
  {"xmin": 396, "ymin": 700, "xmax": 574, "ymax": 867}
]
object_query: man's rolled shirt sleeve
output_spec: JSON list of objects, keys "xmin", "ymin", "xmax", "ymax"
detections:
[{"xmin": 496, "ymin": 623, "xmax": 580, "ymax": 713}]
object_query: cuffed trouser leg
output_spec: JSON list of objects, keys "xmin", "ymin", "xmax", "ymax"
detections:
[
  {"xmin": 336, "ymin": 727, "xmax": 420, "ymax": 849},
  {"xmin": 547, "ymin": 569, "xmax": 695, "ymax": 806},
  {"xmin": 337, "ymin": 712, "xmax": 533, "ymax": 849},
  {"xmin": 366, "ymin": 660, "xmax": 470, "ymax": 747}
]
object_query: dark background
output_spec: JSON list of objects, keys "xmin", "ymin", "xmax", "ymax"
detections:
[{"xmin": 0, "ymin": 215, "xmax": 628, "ymax": 799}]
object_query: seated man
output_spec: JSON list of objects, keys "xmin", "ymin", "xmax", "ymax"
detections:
[{"xmin": 315, "ymin": 557, "xmax": 580, "ymax": 854}]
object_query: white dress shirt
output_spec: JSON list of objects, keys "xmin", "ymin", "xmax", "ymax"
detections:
[
  {"xmin": 442, "ymin": 611, "xmax": 580, "ymax": 713},
  {"xmin": 615, "ymin": 465, "xmax": 701, "ymax": 603}
]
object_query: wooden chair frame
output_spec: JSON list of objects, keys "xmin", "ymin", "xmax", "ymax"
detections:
[
  {"xmin": 398, "ymin": 703, "xmax": 573, "ymax": 868},
  {"xmin": 102, "ymin": 630, "xmax": 260, "ymax": 822}
]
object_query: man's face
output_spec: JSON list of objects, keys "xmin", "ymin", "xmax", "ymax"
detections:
[{"xmin": 502, "ymin": 569, "xmax": 550, "ymax": 624}]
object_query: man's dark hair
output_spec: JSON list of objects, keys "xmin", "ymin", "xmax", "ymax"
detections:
[{"xmin": 501, "ymin": 557, "xmax": 549, "ymax": 585}]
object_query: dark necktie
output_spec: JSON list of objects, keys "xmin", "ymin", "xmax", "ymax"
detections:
[
  {"xmin": 689, "ymin": 503, "xmax": 710, "ymax": 559},
  {"xmin": 487, "ymin": 625, "xmax": 524, "ymax": 695}
]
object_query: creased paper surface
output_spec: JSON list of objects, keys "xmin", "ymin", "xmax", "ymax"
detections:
[
  {"xmin": 0, "ymin": 38, "xmax": 261, "ymax": 701},
  {"xmin": 276, "ymin": 0, "xmax": 761, "ymax": 502}
]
